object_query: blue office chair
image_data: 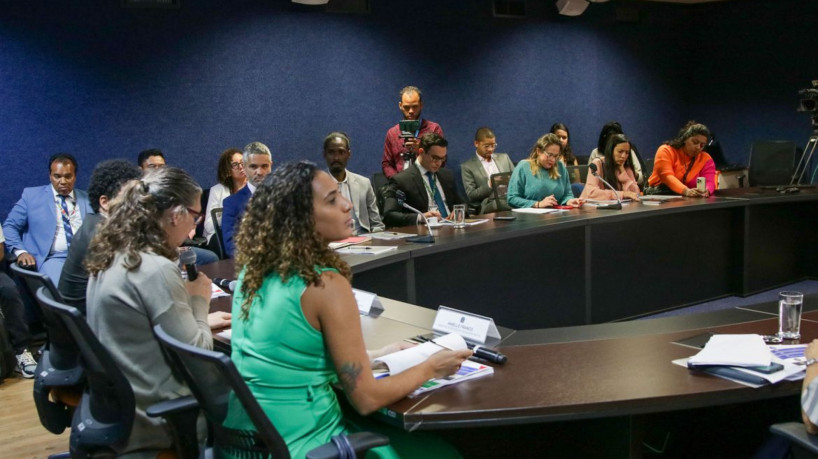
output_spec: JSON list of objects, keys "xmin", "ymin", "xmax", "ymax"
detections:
[{"xmin": 153, "ymin": 323, "xmax": 389, "ymax": 459}]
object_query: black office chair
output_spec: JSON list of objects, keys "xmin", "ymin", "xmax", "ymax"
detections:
[
  {"xmin": 748, "ymin": 140, "xmax": 798, "ymax": 186},
  {"xmin": 211, "ymin": 207, "xmax": 226, "ymax": 259},
  {"xmin": 38, "ymin": 288, "xmax": 200, "ymax": 458},
  {"xmin": 372, "ymin": 172, "xmax": 389, "ymax": 218},
  {"xmin": 10, "ymin": 264, "xmax": 83, "ymax": 437},
  {"xmin": 483, "ymin": 172, "xmax": 512, "ymax": 214},
  {"xmin": 769, "ymin": 422, "xmax": 818, "ymax": 458},
  {"xmin": 153, "ymin": 324, "xmax": 389, "ymax": 459}
]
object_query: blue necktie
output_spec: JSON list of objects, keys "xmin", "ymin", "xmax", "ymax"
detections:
[
  {"xmin": 59, "ymin": 195, "xmax": 74, "ymax": 247},
  {"xmin": 426, "ymin": 172, "xmax": 448, "ymax": 218}
]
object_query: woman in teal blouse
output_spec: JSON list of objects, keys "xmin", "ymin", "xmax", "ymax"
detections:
[
  {"xmin": 508, "ymin": 133, "xmax": 583, "ymax": 209},
  {"xmin": 226, "ymin": 161, "xmax": 471, "ymax": 458}
]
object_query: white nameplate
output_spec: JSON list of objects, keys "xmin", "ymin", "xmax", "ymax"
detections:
[
  {"xmin": 353, "ymin": 288, "xmax": 384, "ymax": 316},
  {"xmin": 432, "ymin": 306, "xmax": 500, "ymax": 344}
]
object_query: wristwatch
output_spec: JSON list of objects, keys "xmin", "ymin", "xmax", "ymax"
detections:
[{"xmin": 805, "ymin": 358, "xmax": 818, "ymax": 367}]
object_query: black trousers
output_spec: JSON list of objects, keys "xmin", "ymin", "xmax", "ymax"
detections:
[{"xmin": 0, "ymin": 271, "xmax": 31, "ymax": 353}]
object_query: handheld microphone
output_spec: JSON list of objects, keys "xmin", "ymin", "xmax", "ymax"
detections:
[
  {"xmin": 213, "ymin": 278, "xmax": 237, "ymax": 293},
  {"xmin": 396, "ymin": 190, "xmax": 435, "ymax": 243},
  {"xmin": 588, "ymin": 163, "xmax": 623, "ymax": 210},
  {"xmin": 470, "ymin": 344, "xmax": 508, "ymax": 365},
  {"xmin": 179, "ymin": 249, "xmax": 199, "ymax": 281}
]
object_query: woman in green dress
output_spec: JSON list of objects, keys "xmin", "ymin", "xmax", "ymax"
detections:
[{"xmin": 227, "ymin": 160, "xmax": 471, "ymax": 458}]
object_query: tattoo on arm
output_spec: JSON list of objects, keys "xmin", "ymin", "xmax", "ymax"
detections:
[{"xmin": 338, "ymin": 361, "xmax": 362, "ymax": 394}]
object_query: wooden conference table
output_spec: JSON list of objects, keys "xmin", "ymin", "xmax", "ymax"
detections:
[
  {"xmin": 341, "ymin": 187, "xmax": 818, "ymax": 331},
  {"xmin": 202, "ymin": 188, "xmax": 818, "ymax": 455}
]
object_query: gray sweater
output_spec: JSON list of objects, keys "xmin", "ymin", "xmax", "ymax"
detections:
[{"xmin": 87, "ymin": 251, "xmax": 211, "ymax": 457}]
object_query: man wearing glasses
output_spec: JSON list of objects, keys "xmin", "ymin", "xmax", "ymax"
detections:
[
  {"xmin": 222, "ymin": 141, "xmax": 273, "ymax": 257},
  {"xmin": 460, "ymin": 127, "xmax": 516, "ymax": 215},
  {"xmin": 383, "ymin": 133, "xmax": 464, "ymax": 227}
]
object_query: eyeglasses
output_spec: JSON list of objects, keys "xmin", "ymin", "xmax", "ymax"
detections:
[
  {"xmin": 541, "ymin": 152, "xmax": 560, "ymax": 160},
  {"xmin": 186, "ymin": 207, "xmax": 204, "ymax": 225},
  {"xmin": 230, "ymin": 162, "xmax": 244, "ymax": 170},
  {"xmin": 480, "ymin": 143, "xmax": 498, "ymax": 150},
  {"xmin": 429, "ymin": 154, "xmax": 446, "ymax": 163}
]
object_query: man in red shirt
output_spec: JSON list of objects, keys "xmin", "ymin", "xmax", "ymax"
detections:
[{"xmin": 381, "ymin": 86, "xmax": 444, "ymax": 178}]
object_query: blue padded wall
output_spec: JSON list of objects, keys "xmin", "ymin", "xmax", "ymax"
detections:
[{"xmin": 1, "ymin": 0, "xmax": 817, "ymax": 219}]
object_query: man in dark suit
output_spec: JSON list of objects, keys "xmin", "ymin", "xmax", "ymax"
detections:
[
  {"xmin": 383, "ymin": 132, "xmax": 464, "ymax": 228},
  {"xmin": 3, "ymin": 153, "xmax": 93, "ymax": 284},
  {"xmin": 222, "ymin": 141, "xmax": 272, "ymax": 257}
]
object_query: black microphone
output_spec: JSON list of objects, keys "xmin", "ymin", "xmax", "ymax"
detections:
[
  {"xmin": 213, "ymin": 278, "xmax": 237, "ymax": 293},
  {"xmin": 588, "ymin": 163, "xmax": 623, "ymax": 210},
  {"xmin": 180, "ymin": 249, "xmax": 198, "ymax": 281},
  {"xmin": 396, "ymin": 190, "xmax": 435, "ymax": 243},
  {"xmin": 470, "ymin": 344, "xmax": 508, "ymax": 365}
]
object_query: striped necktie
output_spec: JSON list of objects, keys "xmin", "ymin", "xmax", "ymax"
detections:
[
  {"xmin": 425, "ymin": 172, "xmax": 448, "ymax": 218},
  {"xmin": 59, "ymin": 195, "xmax": 74, "ymax": 247}
]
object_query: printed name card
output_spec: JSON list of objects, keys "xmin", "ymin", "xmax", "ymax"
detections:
[
  {"xmin": 353, "ymin": 288, "xmax": 384, "ymax": 316},
  {"xmin": 432, "ymin": 306, "xmax": 500, "ymax": 344}
]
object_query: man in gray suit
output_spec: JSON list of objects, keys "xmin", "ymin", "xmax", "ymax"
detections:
[
  {"xmin": 460, "ymin": 127, "xmax": 515, "ymax": 214},
  {"xmin": 323, "ymin": 131, "xmax": 385, "ymax": 235}
]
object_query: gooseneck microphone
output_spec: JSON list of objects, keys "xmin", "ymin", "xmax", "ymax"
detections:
[
  {"xmin": 213, "ymin": 278, "xmax": 237, "ymax": 293},
  {"xmin": 179, "ymin": 249, "xmax": 199, "ymax": 281},
  {"xmin": 470, "ymin": 344, "xmax": 508, "ymax": 365},
  {"xmin": 588, "ymin": 163, "xmax": 623, "ymax": 210},
  {"xmin": 396, "ymin": 190, "xmax": 435, "ymax": 243}
]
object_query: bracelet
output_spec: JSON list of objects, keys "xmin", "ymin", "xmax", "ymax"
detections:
[
  {"xmin": 534, "ymin": 202, "xmax": 538, "ymax": 209},
  {"xmin": 806, "ymin": 358, "xmax": 818, "ymax": 367}
]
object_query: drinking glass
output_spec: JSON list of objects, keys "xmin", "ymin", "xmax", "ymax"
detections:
[
  {"xmin": 778, "ymin": 291, "xmax": 804, "ymax": 340},
  {"xmin": 452, "ymin": 204, "xmax": 466, "ymax": 228}
]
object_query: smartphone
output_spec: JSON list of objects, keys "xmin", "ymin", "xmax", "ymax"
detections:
[
  {"xmin": 696, "ymin": 177, "xmax": 706, "ymax": 193},
  {"xmin": 554, "ymin": 205, "xmax": 574, "ymax": 210},
  {"xmin": 744, "ymin": 363, "xmax": 784, "ymax": 374},
  {"xmin": 493, "ymin": 216, "xmax": 516, "ymax": 221}
]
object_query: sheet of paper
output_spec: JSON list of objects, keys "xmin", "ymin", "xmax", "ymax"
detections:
[
  {"xmin": 373, "ymin": 333, "xmax": 467, "ymax": 376},
  {"xmin": 687, "ymin": 334, "xmax": 772, "ymax": 367},
  {"xmin": 511, "ymin": 207, "xmax": 563, "ymax": 214}
]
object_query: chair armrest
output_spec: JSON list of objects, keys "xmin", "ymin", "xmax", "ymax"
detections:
[
  {"xmin": 305, "ymin": 432, "xmax": 389, "ymax": 459},
  {"xmin": 770, "ymin": 422, "xmax": 818, "ymax": 453},
  {"xmin": 147, "ymin": 395, "xmax": 202, "ymax": 459}
]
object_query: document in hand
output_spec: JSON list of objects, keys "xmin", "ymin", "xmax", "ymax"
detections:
[{"xmin": 372, "ymin": 333, "xmax": 494, "ymax": 397}]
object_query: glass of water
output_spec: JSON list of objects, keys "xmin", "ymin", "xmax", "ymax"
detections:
[
  {"xmin": 778, "ymin": 291, "xmax": 804, "ymax": 340},
  {"xmin": 452, "ymin": 204, "xmax": 466, "ymax": 228}
]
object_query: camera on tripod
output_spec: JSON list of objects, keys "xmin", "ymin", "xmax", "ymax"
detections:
[{"xmin": 797, "ymin": 80, "xmax": 818, "ymax": 127}]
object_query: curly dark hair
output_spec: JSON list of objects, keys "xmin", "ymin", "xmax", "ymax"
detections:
[
  {"xmin": 217, "ymin": 147, "xmax": 243, "ymax": 192},
  {"xmin": 234, "ymin": 160, "xmax": 351, "ymax": 320},
  {"xmin": 85, "ymin": 167, "xmax": 201, "ymax": 275},
  {"xmin": 87, "ymin": 159, "xmax": 143, "ymax": 213}
]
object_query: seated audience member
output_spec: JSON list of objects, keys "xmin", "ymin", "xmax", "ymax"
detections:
[
  {"xmin": 646, "ymin": 121, "xmax": 715, "ymax": 197},
  {"xmin": 137, "ymin": 148, "xmax": 166, "ymax": 172},
  {"xmin": 801, "ymin": 340, "xmax": 818, "ymax": 434},
  {"xmin": 580, "ymin": 134, "xmax": 641, "ymax": 201},
  {"xmin": 382, "ymin": 86, "xmax": 444, "ymax": 179},
  {"xmin": 551, "ymin": 122, "xmax": 583, "ymax": 197},
  {"xmin": 137, "ymin": 151, "xmax": 220, "ymax": 265},
  {"xmin": 85, "ymin": 167, "xmax": 231, "ymax": 456},
  {"xmin": 222, "ymin": 141, "xmax": 273, "ymax": 257},
  {"xmin": 589, "ymin": 121, "xmax": 645, "ymax": 186},
  {"xmin": 203, "ymin": 148, "xmax": 247, "ymax": 247},
  {"xmin": 226, "ymin": 160, "xmax": 471, "ymax": 458},
  {"xmin": 383, "ymin": 133, "xmax": 465, "ymax": 227},
  {"xmin": 508, "ymin": 133, "xmax": 583, "ymax": 209},
  {"xmin": 58, "ymin": 159, "xmax": 142, "ymax": 313},
  {"xmin": 3, "ymin": 153, "xmax": 92, "ymax": 284},
  {"xmin": 322, "ymin": 131, "xmax": 384, "ymax": 235},
  {"xmin": 0, "ymin": 227, "xmax": 36, "ymax": 378},
  {"xmin": 460, "ymin": 127, "xmax": 515, "ymax": 214}
]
